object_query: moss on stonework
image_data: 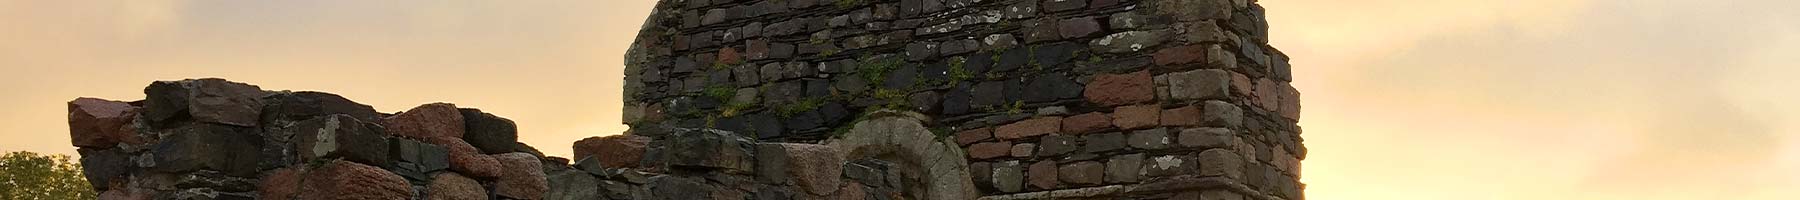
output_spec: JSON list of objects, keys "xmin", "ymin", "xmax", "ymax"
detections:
[
  {"xmin": 702, "ymin": 85, "xmax": 736, "ymax": 101},
  {"xmin": 775, "ymin": 97, "xmax": 826, "ymax": 118}
]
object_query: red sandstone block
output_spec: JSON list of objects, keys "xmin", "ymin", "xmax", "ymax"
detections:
[
  {"xmin": 1111, "ymin": 105, "xmax": 1161, "ymax": 130},
  {"xmin": 1278, "ymin": 82, "xmax": 1302, "ymax": 120},
  {"xmin": 383, "ymin": 103, "xmax": 466, "ymax": 139},
  {"xmin": 955, "ymin": 127, "xmax": 994, "ymax": 146},
  {"xmin": 1153, "ymin": 45, "xmax": 1206, "ymax": 66},
  {"xmin": 573, "ymin": 134, "xmax": 651, "ymax": 168},
  {"xmin": 996, "ymin": 117, "xmax": 1063, "ymax": 140},
  {"xmin": 1061, "ymin": 112, "xmax": 1113, "ymax": 134},
  {"xmin": 1083, "ymin": 71, "xmax": 1156, "ymax": 107},
  {"xmin": 1027, "ymin": 160, "xmax": 1059, "ymax": 190},
  {"xmin": 1255, "ymin": 78, "xmax": 1281, "ymax": 112},
  {"xmin": 68, "ymin": 98, "xmax": 142, "ymax": 148},
  {"xmin": 1160, "ymin": 106, "xmax": 1203, "ymax": 127},
  {"xmin": 718, "ymin": 47, "xmax": 743, "ymax": 65},
  {"xmin": 968, "ymin": 141, "xmax": 1013, "ymax": 159}
]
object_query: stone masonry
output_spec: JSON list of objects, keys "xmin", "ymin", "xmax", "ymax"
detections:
[{"xmin": 68, "ymin": 0, "xmax": 1301, "ymax": 199}]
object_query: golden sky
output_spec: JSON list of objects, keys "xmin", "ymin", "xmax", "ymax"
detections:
[{"xmin": 2, "ymin": 0, "xmax": 1797, "ymax": 199}]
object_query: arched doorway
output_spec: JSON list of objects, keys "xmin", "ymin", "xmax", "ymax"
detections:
[{"xmin": 824, "ymin": 111, "xmax": 978, "ymax": 200}]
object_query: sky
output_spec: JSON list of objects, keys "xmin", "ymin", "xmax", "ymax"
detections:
[{"xmin": 2, "ymin": 0, "xmax": 1797, "ymax": 199}]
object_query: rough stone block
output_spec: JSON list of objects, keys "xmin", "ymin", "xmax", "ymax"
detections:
[
  {"xmin": 1179, "ymin": 128, "xmax": 1235, "ymax": 148},
  {"xmin": 1105, "ymin": 153, "xmax": 1144, "ymax": 183},
  {"xmin": 1027, "ymin": 160, "xmax": 1058, "ymax": 189},
  {"xmin": 1160, "ymin": 105, "xmax": 1203, "ymax": 127},
  {"xmin": 300, "ymin": 160, "xmax": 415, "ymax": 200},
  {"xmin": 1083, "ymin": 132, "xmax": 1126, "ymax": 153},
  {"xmin": 1203, "ymin": 100, "xmax": 1243, "ymax": 128},
  {"xmin": 969, "ymin": 141, "xmax": 1013, "ymax": 159},
  {"xmin": 1061, "ymin": 112, "xmax": 1113, "ymax": 134},
  {"xmin": 1112, "ymin": 105, "xmax": 1161, "ymax": 130},
  {"xmin": 142, "ymin": 78, "xmax": 267, "ymax": 127},
  {"xmin": 494, "ymin": 152, "xmax": 548, "ymax": 199},
  {"xmin": 293, "ymin": 114, "xmax": 393, "ymax": 168},
  {"xmin": 572, "ymin": 134, "xmax": 651, "ymax": 168},
  {"xmin": 1169, "ymin": 69, "xmax": 1232, "ymax": 100},
  {"xmin": 1084, "ymin": 71, "xmax": 1156, "ymax": 106},
  {"xmin": 1198, "ymin": 149, "xmax": 1244, "ymax": 179},
  {"xmin": 1058, "ymin": 161, "xmax": 1105, "ymax": 185},
  {"xmin": 151, "ymin": 124, "xmax": 261, "ymax": 177},
  {"xmin": 1038, "ymin": 134, "xmax": 1081, "ymax": 156},
  {"xmin": 68, "ymin": 98, "xmax": 141, "ymax": 148},
  {"xmin": 426, "ymin": 172, "xmax": 486, "ymax": 200},
  {"xmin": 955, "ymin": 127, "xmax": 993, "ymax": 145},
  {"xmin": 995, "ymin": 117, "xmax": 1062, "ymax": 140},
  {"xmin": 382, "ymin": 103, "xmax": 466, "ymax": 139},
  {"xmin": 1128, "ymin": 128, "xmax": 1172, "ymax": 150}
]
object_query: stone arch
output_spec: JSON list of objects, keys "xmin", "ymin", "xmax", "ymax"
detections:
[{"xmin": 824, "ymin": 111, "xmax": 978, "ymax": 200}]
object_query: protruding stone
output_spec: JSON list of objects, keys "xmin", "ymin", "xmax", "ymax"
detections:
[
  {"xmin": 572, "ymin": 134, "xmax": 651, "ymax": 168},
  {"xmin": 142, "ymin": 78, "xmax": 267, "ymax": 127},
  {"xmin": 382, "ymin": 103, "xmax": 466, "ymax": 139},
  {"xmin": 300, "ymin": 160, "xmax": 415, "ymax": 200},
  {"xmin": 426, "ymin": 172, "xmax": 487, "ymax": 200},
  {"xmin": 494, "ymin": 152, "xmax": 548, "ymax": 200},
  {"xmin": 68, "ymin": 98, "xmax": 141, "ymax": 148},
  {"xmin": 996, "ymin": 117, "xmax": 1062, "ymax": 140},
  {"xmin": 292, "ymin": 114, "xmax": 392, "ymax": 168},
  {"xmin": 459, "ymin": 108, "xmax": 519, "ymax": 154},
  {"xmin": 1111, "ymin": 105, "xmax": 1161, "ymax": 130},
  {"xmin": 259, "ymin": 91, "xmax": 382, "ymax": 125},
  {"xmin": 1084, "ymin": 71, "xmax": 1155, "ymax": 106}
]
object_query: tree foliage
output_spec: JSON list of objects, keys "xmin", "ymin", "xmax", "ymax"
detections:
[{"xmin": 0, "ymin": 151, "xmax": 96, "ymax": 200}]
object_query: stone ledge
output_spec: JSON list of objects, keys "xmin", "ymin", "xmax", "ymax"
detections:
[{"xmin": 978, "ymin": 175, "xmax": 1284, "ymax": 200}]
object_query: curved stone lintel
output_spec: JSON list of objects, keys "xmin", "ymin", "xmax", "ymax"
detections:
[{"xmin": 824, "ymin": 110, "xmax": 975, "ymax": 200}]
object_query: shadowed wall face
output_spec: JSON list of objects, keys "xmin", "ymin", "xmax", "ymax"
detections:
[{"xmin": 621, "ymin": 0, "xmax": 1301, "ymax": 198}]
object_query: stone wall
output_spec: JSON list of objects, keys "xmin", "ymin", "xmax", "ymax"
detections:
[
  {"xmin": 66, "ymin": 0, "xmax": 1303, "ymax": 199},
  {"xmin": 619, "ymin": 0, "xmax": 1303, "ymax": 199}
]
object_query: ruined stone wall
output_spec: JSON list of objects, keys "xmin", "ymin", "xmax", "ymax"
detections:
[
  {"xmin": 66, "ymin": 0, "xmax": 1302, "ymax": 199},
  {"xmin": 617, "ymin": 0, "xmax": 1305, "ymax": 199}
]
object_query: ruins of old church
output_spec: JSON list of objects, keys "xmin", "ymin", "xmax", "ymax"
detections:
[{"xmin": 66, "ymin": 0, "xmax": 1301, "ymax": 199}]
